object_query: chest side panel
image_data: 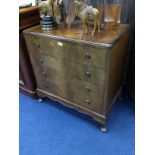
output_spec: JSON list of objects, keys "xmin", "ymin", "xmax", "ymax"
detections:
[{"xmin": 104, "ymin": 31, "xmax": 130, "ymax": 115}]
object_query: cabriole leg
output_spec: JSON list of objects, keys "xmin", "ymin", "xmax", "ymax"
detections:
[
  {"xmin": 93, "ymin": 117, "xmax": 107, "ymax": 132},
  {"xmin": 37, "ymin": 93, "xmax": 44, "ymax": 102},
  {"xmin": 101, "ymin": 126, "xmax": 107, "ymax": 132},
  {"xmin": 38, "ymin": 98, "xmax": 44, "ymax": 102}
]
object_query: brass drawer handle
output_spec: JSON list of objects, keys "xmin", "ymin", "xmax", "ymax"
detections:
[
  {"xmin": 85, "ymin": 86, "xmax": 91, "ymax": 92},
  {"xmin": 41, "ymin": 71, "xmax": 47, "ymax": 77},
  {"xmin": 34, "ymin": 43, "xmax": 40, "ymax": 48},
  {"xmin": 85, "ymin": 53, "xmax": 91, "ymax": 60},
  {"xmin": 44, "ymin": 82, "xmax": 49, "ymax": 88},
  {"xmin": 37, "ymin": 58, "xmax": 43, "ymax": 64},
  {"xmin": 85, "ymin": 99, "xmax": 91, "ymax": 105},
  {"xmin": 85, "ymin": 71, "xmax": 92, "ymax": 78}
]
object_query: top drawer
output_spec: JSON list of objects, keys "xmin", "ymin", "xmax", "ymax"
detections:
[{"xmin": 24, "ymin": 34, "xmax": 107, "ymax": 69}]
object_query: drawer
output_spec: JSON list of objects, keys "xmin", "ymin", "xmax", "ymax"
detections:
[
  {"xmin": 33, "ymin": 54, "xmax": 105, "ymax": 85},
  {"xmin": 25, "ymin": 34, "xmax": 107, "ymax": 69},
  {"xmin": 37, "ymin": 75, "xmax": 103, "ymax": 113}
]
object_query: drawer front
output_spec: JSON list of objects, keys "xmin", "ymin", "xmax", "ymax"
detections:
[
  {"xmin": 33, "ymin": 54, "xmax": 105, "ymax": 85},
  {"xmin": 25, "ymin": 34, "xmax": 107, "ymax": 69},
  {"xmin": 36, "ymin": 74, "xmax": 103, "ymax": 113}
]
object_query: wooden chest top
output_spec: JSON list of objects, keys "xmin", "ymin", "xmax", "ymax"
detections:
[{"xmin": 24, "ymin": 23, "xmax": 130, "ymax": 48}]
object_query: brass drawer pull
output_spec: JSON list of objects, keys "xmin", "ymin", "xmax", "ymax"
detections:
[
  {"xmin": 85, "ymin": 71, "xmax": 92, "ymax": 78},
  {"xmin": 41, "ymin": 71, "xmax": 47, "ymax": 77},
  {"xmin": 34, "ymin": 43, "xmax": 40, "ymax": 48},
  {"xmin": 85, "ymin": 53, "xmax": 91, "ymax": 60},
  {"xmin": 85, "ymin": 99, "xmax": 91, "ymax": 105},
  {"xmin": 44, "ymin": 82, "xmax": 49, "ymax": 88},
  {"xmin": 85, "ymin": 86, "xmax": 91, "ymax": 92},
  {"xmin": 37, "ymin": 58, "xmax": 43, "ymax": 64}
]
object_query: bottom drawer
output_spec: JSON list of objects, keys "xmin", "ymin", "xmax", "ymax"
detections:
[{"xmin": 37, "ymin": 77, "xmax": 103, "ymax": 113}]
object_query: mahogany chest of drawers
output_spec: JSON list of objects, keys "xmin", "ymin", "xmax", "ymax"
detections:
[{"xmin": 24, "ymin": 23, "xmax": 130, "ymax": 130}]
